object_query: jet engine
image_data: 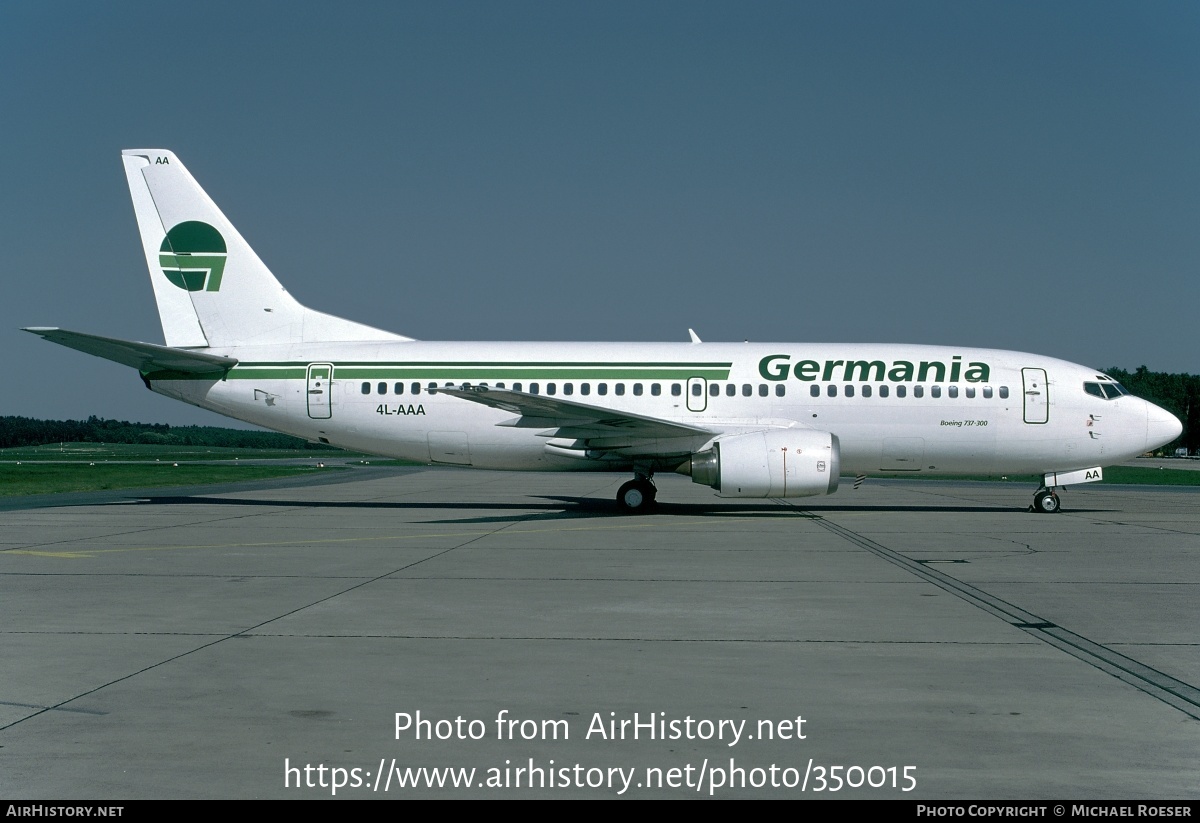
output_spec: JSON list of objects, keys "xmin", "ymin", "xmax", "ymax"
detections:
[{"xmin": 682, "ymin": 429, "xmax": 840, "ymax": 498}]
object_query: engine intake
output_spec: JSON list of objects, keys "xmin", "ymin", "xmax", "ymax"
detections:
[{"xmin": 683, "ymin": 430, "xmax": 840, "ymax": 498}]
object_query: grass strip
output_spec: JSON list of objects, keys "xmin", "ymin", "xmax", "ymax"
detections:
[
  {"xmin": 877, "ymin": 466, "xmax": 1200, "ymax": 486},
  {"xmin": 0, "ymin": 464, "xmax": 342, "ymax": 497}
]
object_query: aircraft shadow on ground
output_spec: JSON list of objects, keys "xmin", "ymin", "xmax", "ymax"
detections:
[{"xmin": 126, "ymin": 494, "xmax": 1100, "ymax": 524}]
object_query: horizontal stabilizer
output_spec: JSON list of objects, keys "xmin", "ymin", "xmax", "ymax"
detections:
[{"xmin": 23, "ymin": 328, "xmax": 237, "ymax": 374}]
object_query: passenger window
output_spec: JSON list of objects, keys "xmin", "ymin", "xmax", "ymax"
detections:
[
  {"xmin": 672, "ymin": 384, "xmax": 682, "ymax": 397},
  {"xmin": 530, "ymin": 383, "xmax": 540, "ymax": 395},
  {"xmin": 742, "ymin": 384, "xmax": 752, "ymax": 397},
  {"xmin": 827, "ymin": 385, "xmax": 837, "ymax": 397},
  {"xmin": 845, "ymin": 385, "xmax": 855, "ymax": 397},
  {"xmin": 633, "ymin": 383, "xmax": 643, "ymax": 396},
  {"xmin": 897, "ymin": 386, "xmax": 907, "ymax": 398},
  {"xmin": 862, "ymin": 385, "xmax": 872, "ymax": 398},
  {"xmin": 563, "ymin": 383, "xmax": 573, "ymax": 396},
  {"xmin": 810, "ymin": 385, "xmax": 820, "ymax": 398},
  {"xmin": 879, "ymin": 385, "xmax": 889, "ymax": 398},
  {"xmin": 691, "ymin": 383, "xmax": 701, "ymax": 396},
  {"xmin": 983, "ymin": 386, "xmax": 993, "ymax": 399},
  {"xmin": 965, "ymin": 387, "xmax": 975, "ymax": 399},
  {"xmin": 581, "ymin": 383, "xmax": 590, "ymax": 396},
  {"xmin": 547, "ymin": 383, "xmax": 556, "ymax": 395},
  {"xmin": 599, "ymin": 383, "xmax": 608, "ymax": 396},
  {"xmin": 710, "ymin": 383, "xmax": 720, "ymax": 397},
  {"xmin": 378, "ymin": 382, "xmax": 388, "ymax": 395},
  {"xmin": 412, "ymin": 382, "xmax": 421, "ymax": 395},
  {"xmin": 726, "ymin": 384, "xmax": 736, "ymax": 397},
  {"xmin": 999, "ymin": 386, "xmax": 1009, "ymax": 399},
  {"xmin": 758, "ymin": 384, "xmax": 768, "ymax": 397},
  {"xmin": 651, "ymin": 383, "xmax": 661, "ymax": 396},
  {"xmin": 948, "ymin": 386, "xmax": 958, "ymax": 398},
  {"xmin": 776, "ymin": 385, "xmax": 786, "ymax": 397},
  {"xmin": 496, "ymin": 382, "xmax": 505, "ymax": 389},
  {"xmin": 615, "ymin": 384, "xmax": 626, "ymax": 396},
  {"xmin": 914, "ymin": 386, "xmax": 924, "ymax": 398},
  {"xmin": 931, "ymin": 386, "xmax": 941, "ymax": 398},
  {"xmin": 361, "ymin": 382, "xmax": 371, "ymax": 395},
  {"xmin": 395, "ymin": 383, "xmax": 404, "ymax": 395}
]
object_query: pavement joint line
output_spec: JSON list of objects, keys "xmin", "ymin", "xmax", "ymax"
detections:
[
  {"xmin": 0, "ymin": 510, "xmax": 318, "ymax": 554},
  {"xmin": 0, "ymin": 700, "xmax": 106, "ymax": 716},
  {"xmin": 897, "ymin": 482, "xmax": 1200, "ymax": 536},
  {"xmin": 0, "ymin": 631, "xmax": 1047, "ymax": 644},
  {"xmin": 0, "ymin": 499, "xmax": 552, "ymax": 732},
  {"xmin": 0, "ymin": 577, "xmax": 901, "ymax": 582},
  {"xmin": 2, "ymin": 518, "xmax": 719, "ymax": 558},
  {"xmin": 0, "ymin": 494, "xmax": 450, "ymax": 554},
  {"xmin": 0, "ymin": 472, "xmax": 526, "ymax": 554},
  {"xmin": 779, "ymin": 499, "xmax": 1200, "ymax": 721},
  {"xmin": 0, "ymin": 471, "xmax": 658, "ymax": 559}
]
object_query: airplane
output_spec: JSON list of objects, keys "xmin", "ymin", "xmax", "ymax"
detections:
[{"xmin": 25, "ymin": 150, "xmax": 1183, "ymax": 514}]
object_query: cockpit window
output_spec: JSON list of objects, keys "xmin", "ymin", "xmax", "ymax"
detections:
[{"xmin": 1085, "ymin": 381, "xmax": 1129, "ymax": 400}]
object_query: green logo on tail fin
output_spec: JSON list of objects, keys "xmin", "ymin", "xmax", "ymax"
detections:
[{"xmin": 160, "ymin": 221, "xmax": 227, "ymax": 291}]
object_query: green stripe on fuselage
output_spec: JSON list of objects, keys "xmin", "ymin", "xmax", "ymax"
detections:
[
  {"xmin": 225, "ymin": 367, "xmax": 308, "ymax": 380},
  {"xmin": 323, "ymin": 367, "xmax": 729, "ymax": 380},
  {"xmin": 147, "ymin": 361, "xmax": 733, "ymax": 382}
]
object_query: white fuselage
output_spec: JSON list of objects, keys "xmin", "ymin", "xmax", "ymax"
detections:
[
  {"xmin": 33, "ymin": 150, "xmax": 1182, "ymax": 511},
  {"xmin": 148, "ymin": 340, "xmax": 1175, "ymax": 478}
]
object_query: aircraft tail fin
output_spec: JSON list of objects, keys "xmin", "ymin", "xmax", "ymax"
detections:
[{"xmin": 121, "ymin": 150, "xmax": 410, "ymax": 348}]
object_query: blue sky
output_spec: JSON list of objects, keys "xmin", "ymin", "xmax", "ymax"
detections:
[{"xmin": 4, "ymin": 1, "xmax": 1198, "ymax": 426}]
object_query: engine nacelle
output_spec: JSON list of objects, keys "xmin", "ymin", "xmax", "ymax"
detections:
[{"xmin": 684, "ymin": 429, "xmax": 840, "ymax": 498}]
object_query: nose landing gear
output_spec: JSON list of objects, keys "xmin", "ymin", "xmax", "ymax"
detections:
[{"xmin": 1031, "ymin": 488, "xmax": 1061, "ymax": 514}]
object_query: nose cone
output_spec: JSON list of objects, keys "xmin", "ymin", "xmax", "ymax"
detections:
[{"xmin": 1146, "ymin": 401, "xmax": 1183, "ymax": 452}]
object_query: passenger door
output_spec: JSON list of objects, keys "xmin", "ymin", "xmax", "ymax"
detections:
[
  {"xmin": 1022, "ymin": 368, "xmax": 1049, "ymax": 424},
  {"xmin": 306, "ymin": 363, "xmax": 333, "ymax": 419}
]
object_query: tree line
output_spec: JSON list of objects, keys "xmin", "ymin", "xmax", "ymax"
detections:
[{"xmin": 0, "ymin": 416, "xmax": 338, "ymax": 451}]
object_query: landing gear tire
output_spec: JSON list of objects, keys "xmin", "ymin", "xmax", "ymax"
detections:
[
  {"xmin": 617, "ymin": 479, "xmax": 657, "ymax": 513},
  {"xmin": 1032, "ymin": 489, "xmax": 1061, "ymax": 514}
]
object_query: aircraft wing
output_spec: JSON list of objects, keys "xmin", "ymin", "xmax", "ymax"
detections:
[
  {"xmin": 430, "ymin": 385, "xmax": 712, "ymax": 443},
  {"xmin": 23, "ymin": 328, "xmax": 237, "ymax": 374}
]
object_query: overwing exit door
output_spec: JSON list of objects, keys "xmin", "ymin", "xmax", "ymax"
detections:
[{"xmin": 686, "ymin": 377, "xmax": 708, "ymax": 412}]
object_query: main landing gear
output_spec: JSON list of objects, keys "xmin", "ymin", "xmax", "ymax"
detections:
[
  {"xmin": 617, "ymin": 473, "xmax": 657, "ymax": 513},
  {"xmin": 1031, "ymin": 487, "xmax": 1061, "ymax": 514}
]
